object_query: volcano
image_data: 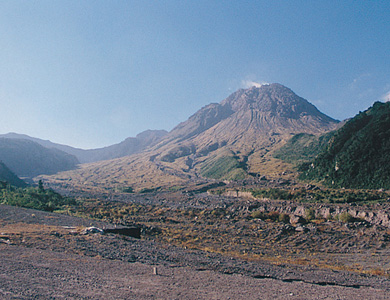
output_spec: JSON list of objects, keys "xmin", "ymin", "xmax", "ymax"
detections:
[{"xmin": 40, "ymin": 83, "xmax": 339, "ymax": 191}]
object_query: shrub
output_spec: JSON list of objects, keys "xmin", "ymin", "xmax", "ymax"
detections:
[
  {"xmin": 278, "ymin": 213, "xmax": 290, "ymax": 223},
  {"xmin": 267, "ymin": 211, "xmax": 280, "ymax": 222},
  {"xmin": 338, "ymin": 212, "xmax": 355, "ymax": 223},
  {"xmin": 304, "ymin": 208, "xmax": 316, "ymax": 221},
  {"xmin": 326, "ymin": 214, "xmax": 334, "ymax": 220},
  {"xmin": 251, "ymin": 210, "xmax": 265, "ymax": 219},
  {"xmin": 122, "ymin": 187, "xmax": 134, "ymax": 193}
]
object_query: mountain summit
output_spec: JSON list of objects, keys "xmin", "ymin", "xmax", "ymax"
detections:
[
  {"xmin": 42, "ymin": 84, "xmax": 339, "ymax": 191},
  {"xmin": 165, "ymin": 84, "xmax": 336, "ymax": 145},
  {"xmin": 222, "ymin": 83, "xmax": 331, "ymax": 120},
  {"xmin": 156, "ymin": 83, "xmax": 338, "ymax": 164}
]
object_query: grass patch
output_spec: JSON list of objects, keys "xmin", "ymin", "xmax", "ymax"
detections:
[{"xmin": 200, "ymin": 152, "xmax": 246, "ymax": 180}]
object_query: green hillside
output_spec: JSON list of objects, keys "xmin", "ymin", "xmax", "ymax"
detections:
[
  {"xmin": 0, "ymin": 161, "xmax": 27, "ymax": 188},
  {"xmin": 299, "ymin": 101, "xmax": 390, "ymax": 189},
  {"xmin": 273, "ymin": 132, "xmax": 334, "ymax": 164}
]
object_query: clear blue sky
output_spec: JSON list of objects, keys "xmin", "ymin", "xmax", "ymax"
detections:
[{"xmin": 1, "ymin": 1, "xmax": 389, "ymax": 149}]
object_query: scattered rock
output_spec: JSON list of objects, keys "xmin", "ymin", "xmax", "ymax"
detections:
[
  {"xmin": 280, "ymin": 224, "xmax": 296, "ymax": 234},
  {"xmin": 50, "ymin": 231, "xmax": 62, "ymax": 237},
  {"xmin": 80, "ymin": 227, "xmax": 104, "ymax": 235},
  {"xmin": 295, "ymin": 226, "xmax": 309, "ymax": 233},
  {"xmin": 0, "ymin": 236, "xmax": 10, "ymax": 244}
]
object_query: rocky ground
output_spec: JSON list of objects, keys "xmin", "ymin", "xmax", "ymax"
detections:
[
  {"xmin": 1, "ymin": 204, "xmax": 390, "ymax": 299},
  {"xmin": 58, "ymin": 188, "xmax": 390, "ymax": 276}
]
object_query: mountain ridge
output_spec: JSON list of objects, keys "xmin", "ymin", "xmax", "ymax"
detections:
[
  {"xmin": 0, "ymin": 161, "xmax": 27, "ymax": 188},
  {"xmin": 0, "ymin": 129, "xmax": 168, "ymax": 164},
  {"xmin": 0, "ymin": 138, "xmax": 79, "ymax": 178}
]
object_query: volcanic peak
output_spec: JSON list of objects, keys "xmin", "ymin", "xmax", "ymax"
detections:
[
  {"xmin": 163, "ymin": 83, "xmax": 338, "ymax": 147},
  {"xmin": 221, "ymin": 83, "xmax": 334, "ymax": 121}
]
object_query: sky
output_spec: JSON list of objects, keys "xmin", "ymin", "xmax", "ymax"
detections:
[{"xmin": 1, "ymin": 1, "xmax": 389, "ymax": 149}]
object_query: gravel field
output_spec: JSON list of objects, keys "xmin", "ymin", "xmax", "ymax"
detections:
[{"xmin": 1, "ymin": 204, "xmax": 390, "ymax": 299}]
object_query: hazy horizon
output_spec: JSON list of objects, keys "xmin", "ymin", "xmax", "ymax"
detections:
[{"xmin": 1, "ymin": 1, "xmax": 389, "ymax": 148}]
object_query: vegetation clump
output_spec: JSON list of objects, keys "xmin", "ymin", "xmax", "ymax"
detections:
[
  {"xmin": 337, "ymin": 212, "xmax": 361, "ymax": 223},
  {"xmin": 122, "ymin": 187, "xmax": 134, "ymax": 193},
  {"xmin": 278, "ymin": 213, "xmax": 290, "ymax": 223},
  {"xmin": 251, "ymin": 210, "xmax": 289, "ymax": 223},
  {"xmin": 250, "ymin": 187, "xmax": 389, "ymax": 204},
  {"xmin": 139, "ymin": 187, "xmax": 161, "ymax": 193},
  {"xmin": 304, "ymin": 208, "xmax": 316, "ymax": 221},
  {"xmin": 0, "ymin": 181, "xmax": 76, "ymax": 212}
]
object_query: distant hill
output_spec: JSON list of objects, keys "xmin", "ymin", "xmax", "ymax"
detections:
[
  {"xmin": 0, "ymin": 130, "xmax": 168, "ymax": 163},
  {"xmin": 0, "ymin": 161, "xmax": 27, "ymax": 188},
  {"xmin": 0, "ymin": 138, "xmax": 79, "ymax": 178},
  {"xmin": 77, "ymin": 130, "xmax": 168, "ymax": 163},
  {"xmin": 40, "ymin": 84, "xmax": 339, "ymax": 192},
  {"xmin": 299, "ymin": 101, "xmax": 390, "ymax": 189}
]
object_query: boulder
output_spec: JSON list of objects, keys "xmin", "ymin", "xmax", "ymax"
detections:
[
  {"xmin": 80, "ymin": 227, "xmax": 104, "ymax": 235},
  {"xmin": 289, "ymin": 215, "xmax": 307, "ymax": 225}
]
